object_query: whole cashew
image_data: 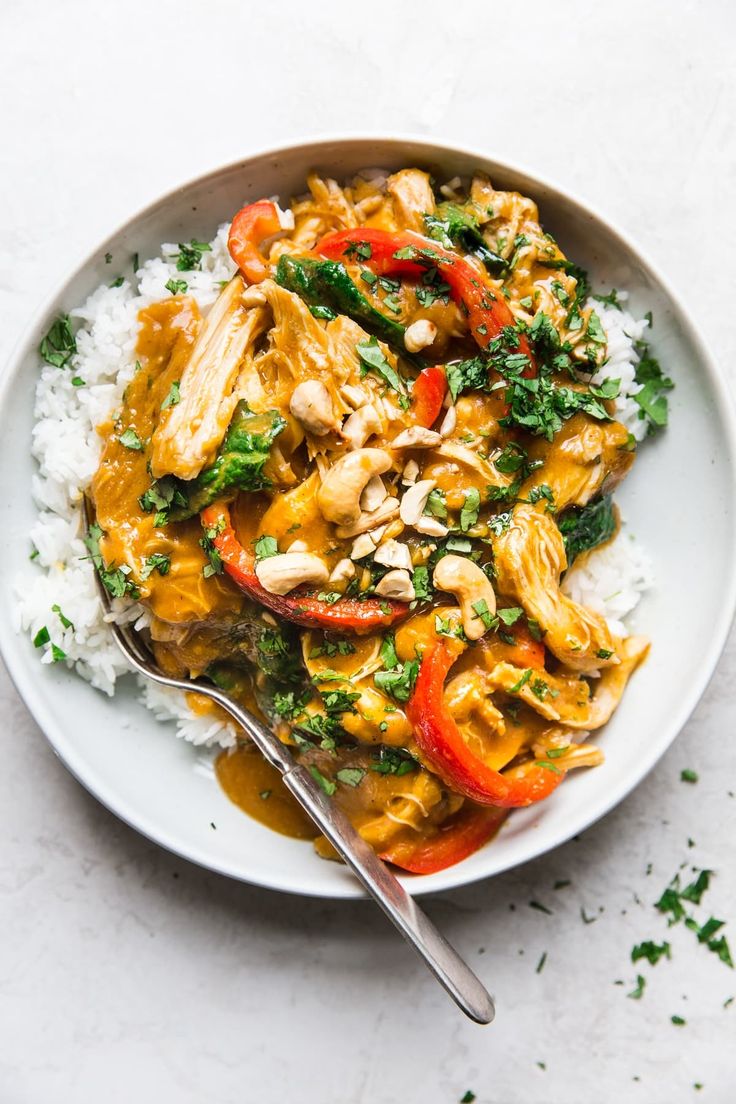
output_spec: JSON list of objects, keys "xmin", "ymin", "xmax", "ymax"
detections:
[
  {"xmin": 317, "ymin": 448, "xmax": 393, "ymax": 527},
  {"xmin": 432, "ymin": 554, "xmax": 497, "ymax": 641},
  {"xmin": 255, "ymin": 552, "xmax": 330, "ymax": 596},
  {"xmin": 289, "ymin": 380, "xmax": 339, "ymax": 436}
]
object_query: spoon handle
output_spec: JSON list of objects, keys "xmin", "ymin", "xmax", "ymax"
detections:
[{"xmin": 215, "ymin": 692, "xmax": 494, "ymax": 1024}]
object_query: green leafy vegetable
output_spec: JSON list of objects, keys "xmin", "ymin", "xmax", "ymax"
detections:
[
  {"xmin": 309, "ymin": 765, "xmax": 336, "ymax": 796},
  {"xmin": 40, "ymin": 315, "xmax": 76, "ymax": 369},
  {"xmin": 119, "ymin": 427, "xmax": 144, "ymax": 451},
  {"xmin": 275, "ymin": 255, "xmax": 413, "ymax": 358},
  {"xmin": 460, "ymin": 488, "xmax": 481, "ymax": 531},
  {"xmin": 164, "ymin": 278, "xmax": 188, "ymax": 295},
  {"xmin": 374, "ymin": 659, "xmax": 419, "ymax": 703},
  {"xmin": 161, "ymin": 381, "xmax": 181, "ymax": 410},
  {"xmin": 174, "ymin": 239, "xmax": 212, "ymax": 271},
  {"xmin": 631, "ymin": 941, "xmax": 671, "ymax": 965},
  {"xmin": 557, "ymin": 496, "xmax": 616, "ymax": 566},
  {"xmin": 336, "ymin": 768, "xmax": 365, "ymax": 787},
  {"xmin": 139, "ymin": 553, "xmax": 171, "ymax": 580},
  {"xmin": 633, "ymin": 341, "xmax": 674, "ymax": 433},
  {"xmin": 356, "ymin": 337, "xmax": 409, "ymax": 409},
  {"xmin": 424, "ymin": 204, "xmax": 507, "ymax": 276}
]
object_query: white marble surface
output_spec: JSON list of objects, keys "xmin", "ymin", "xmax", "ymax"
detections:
[{"xmin": 2, "ymin": 1, "xmax": 736, "ymax": 1100}]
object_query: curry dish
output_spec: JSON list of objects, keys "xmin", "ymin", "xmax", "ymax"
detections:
[{"xmin": 90, "ymin": 168, "xmax": 653, "ymax": 874}]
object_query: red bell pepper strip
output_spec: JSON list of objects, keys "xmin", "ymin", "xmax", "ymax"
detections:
[
  {"xmin": 380, "ymin": 802, "xmax": 507, "ymax": 874},
  {"xmin": 228, "ymin": 200, "xmax": 282, "ymax": 284},
  {"xmin": 317, "ymin": 227, "xmax": 536, "ymax": 374},
  {"xmin": 406, "ymin": 639, "xmax": 565, "ymax": 808},
  {"xmin": 201, "ymin": 502, "xmax": 408, "ymax": 633},
  {"xmin": 411, "ymin": 365, "xmax": 447, "ymax": 428}
]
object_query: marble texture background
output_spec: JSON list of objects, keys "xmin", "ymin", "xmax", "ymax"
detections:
[{"xmin": 1, "ymin": 1, "xmax": 735, "ymax": 1100}]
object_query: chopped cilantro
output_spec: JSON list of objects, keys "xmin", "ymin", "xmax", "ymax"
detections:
[
  {"xmin": 164, "ymin": 278, "xmax": 188, "ymax": 295},
  {"xmin": 309, "ymin": 765, "xmax": 336, "ymax": 796},
  {"xmin": 51, "ymin": 604, "xmax": 74, "ymax": 630},
  {"xmin": 174, "ymin": 239, "xmax": 212, "ymax": 271},
  {"xmin": 681, "ymin": 769, "xmax": 699, "ymax": 784},
  {"xmin": 460, "ymin": 488, "xmax": 481, "ymax": 531},
  {"xmin": 254, "ymin": 535, "xmax": 278, "ymax": 561},
  {"xmin": 140, "ymin": 552, "xmax": 171, "ymax": 580},
  {"xmin": 33, "ymin": 626, "xmax": 50, "ymax": 648},
  {"xmin": 627, "ymin": 974, "xmax": 646, "ymax": 1000},
  {"xmin": 336, "ymin": 767, "xmax": 365, "ymax": 788},
  {"xmin": 161, "ymin": 380, "xmax": 181, "ymax": 410},
  {"xmin": 356, "ymin": 336, "xmax": 408, "ymax": 409},
  {"xmin": 119, "ymin": 427, "xmax": 144, "ymax": 450},
  {"xmin": 40, "ymin": 314, "xmax": 76, "ymax": 369}
]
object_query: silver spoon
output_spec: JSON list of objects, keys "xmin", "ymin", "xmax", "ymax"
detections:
[{"xmin": 85, "ymin": 505, "xmax": 494, "ymax": 1024}]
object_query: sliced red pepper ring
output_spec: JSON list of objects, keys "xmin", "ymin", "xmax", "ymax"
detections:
[
  {"xmin": 411, "ymin": 364, "xmax": 447, "ymax": 428},
  {"xmin": 380, "ymin": 802, "xmax": 507, "ymax": 874},
  {"xmin": 317, "ymin": 227, "xmax": 536, "ymax": 375},
  {"xmin": 201, "ymin": 502, "xmax": 409, "ymax": 634},
  {"xmin": 405, "ymin": 639, "xmax": 565, "ymax": 808},
  {"xmin": 228, "ymin": 200, "xmax": 283, "ymax": 284}
]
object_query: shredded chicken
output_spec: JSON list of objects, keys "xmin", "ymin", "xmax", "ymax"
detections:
[
  {"xmin": 150, "ymin": 276, "xmax": 268, "ymax": 480},
  {"xmin": 387, "ymin": 168, "xmax": 435, "ymax": 232},
  {"xmin": 493, "ymin": 504, "xmax": 619, "ymax": 672}
]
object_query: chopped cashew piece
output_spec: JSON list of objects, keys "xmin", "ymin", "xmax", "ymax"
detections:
[
  {"xmin": 255, "ymin": 552, "xmax": 329, "ymax": 596},
  {"xmin": 404, "ymin": 319, "xmax": 437, "ymax": 354},
  {"xmin": 439, "ymin": 404, "xmax": 457, "ymax": 438},
  {"xmin": 350, "ymin": 533, "xmax": 376, "ymax": 560},
  {"xmin": 329, "ymin": 558, "xmax": 356, "ymax": 585},
  {"xmin": 335, "ymin": 497, "xmax": 400, "ymax": 539},
  {"xmin": 286, "ymin": 539, "xmax": 308, "ymax": 553},
  {"xmin": 402, "ymin": 459, "xmax": 419, "ymax": 485},
  {"xmin": 342, "ymin": 404, "xmax": 382, "ymax": 450},
  {"xmin": 375, "ymin": 569, "xmax": 415, "ymax": 601},
  {"xmin": 360, "ymin": 474, "xmax": 388, "ymax": 513},
  {"xmin": 391, "ymin": 426, "xmax": 442, "ymax": 450},
  {"xmin": 340, "ymin": 383, "xmax": 369, "ymax": 408},
  {"xmin": 400, "ymin": 479, "xmax": 436, "ymax": 526},
  {"xmin": 289, "ymin": 379, "xmax": 339, "ymax": 436},
  {"xmin": 415, "ymin": 515, "xmax": 449, "ymax": 537},
  {"xmin": 317, "ymin": 448, "xmax": 392, "ymax": 527},
  {"xmin": 373, "ymin": 539, "xmax": 412, "ymax": 571},
  {"xmin": 433, "ymin": 554, "xmax": 497, "ymax": 641}
]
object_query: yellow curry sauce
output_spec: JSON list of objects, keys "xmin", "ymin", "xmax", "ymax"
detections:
[{"xmin": 89, "ymin": 167, "xmax": 653, "ymax": 871}]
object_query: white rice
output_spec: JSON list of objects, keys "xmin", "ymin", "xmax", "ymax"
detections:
[{"xmin": 17, "ymin": 234, "xmax": 657, "ymax": 750}]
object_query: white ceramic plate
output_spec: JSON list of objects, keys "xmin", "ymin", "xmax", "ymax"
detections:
[{"xmin": 2, "ymin": 136, "xmax": 735, "ymax": 899}]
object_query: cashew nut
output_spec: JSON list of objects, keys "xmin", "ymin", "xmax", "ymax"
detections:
[
  {"xmin": 375, "ymin": 569, "xmax": 415, "ymax": 602},
  {"xmin": 439, "ymin": 404, "xmax": 457, "ymax": 438},
  {"xmin": 432, "ymin": 554, "xmax": 497, "ymax": 641},
  {"xmin": 255, "ymin": 552, "xmax": 330, "ymax": 596},
  {"xmin": 400, "ymin": 479, "xmax": 437, "ymax": 526},
  {"xmin": 401, "ymin": 459, "xmax": 419, "ymax": 485},
  {"xmin": 373, "ymin": 539, "xmax": 412, "ymax": 571},
  {"xmin": 328, "ymin": 558, "xmax": 356, "ymax": 585},
  {"xmin": 350, "ymin": 533, "xmax": 376, "ymax": 560},
  {"xmin": 415, "ymin": 515, "xmax": 449, "ymax": 537},
  {"xmin": 340, "ymin": 383, "xmax": 369, "ymax": 409},
  {"xmin": 360, "ymin": 474, "xmax": 388, "ymax": 513},
  {"xmin": 335, "ymin": 496, "xmax": 400, "ymax": 539},
  {"xmin": 317, "ymin": 448, "xmax": 392, "ymax": 527},
  {"xmin": 390, "ymin": 426, "xmax": 442, "ymax": 450},
  {"xmin": 289, "ymin": 380, "xmax": 338, "ymax": 436},
  {"xmin": 342, "ymin": 404, "xmax": 382, "ymax": 450},
  {"xmin": 404, "ymin": 319, "xmax": 438, "ymax": 354}
]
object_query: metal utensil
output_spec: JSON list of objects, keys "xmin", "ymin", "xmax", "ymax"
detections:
[{"xmin": 84, "ymin": 504, "xmax": 494, "ymax": 1023}]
